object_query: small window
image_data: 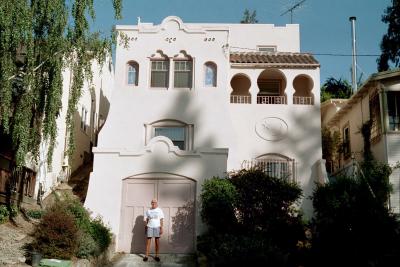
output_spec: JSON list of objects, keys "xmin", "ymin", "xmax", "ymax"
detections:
[
  {"xmin": 257, "ymin": 46, "xmax": 277, "ymax": 52},
  {"xmin": 127, "ymin": 62, "xmax": 139, "ymax": 85},
  {"xmin": 343, "ymin": 124, "xmax": 351, "ymax": 158},
  {"xmin": 151, "ymin": 60, "xmax": 169, "ymax": 88},
  {"xmin": 174, "ymin": 60, "xmax": 192, "ymax": 88},
  {"xmin": 154, "ymin": 127, "xmax": 185, "ymax": 150},
  {"xmin": 388, "ymin": 91, "xmax": 400, "ymax": 131},
  {"xmin": 81, "ymin": 107, "xmax": 88, "ymax": 133},
  {"xmin": 204, "ymin": 62, "xmax": 217, "ymax": 87}
]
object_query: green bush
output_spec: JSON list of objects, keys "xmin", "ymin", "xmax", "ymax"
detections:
[
  {"xmin": 31, "ymin": 208, "xmax": 79, "ymax": 259},
  {"xmin": 77, "ymin": 231, "xmax": 99, "ymax": 259},
  {"xmin": 90, "ymin": 217, "xmax": 112, "ymax": 254},
  {"xmin": 198, "ymin": 170, "xmax": 306, "ymax": 267},
  {"xmin": 26, "ymin": 209, "xmax": 44, "ymax": 219},
  {"xmin": 29, "ymin": 197, "xmax": 113, "ymax": 260},
  {"xmin": 0, "ymin": 205, "xmax": 10, "ymax": 224},
  {"xmin": 200, "ymin": 177, "xmax": 237, "ymax": 231}
]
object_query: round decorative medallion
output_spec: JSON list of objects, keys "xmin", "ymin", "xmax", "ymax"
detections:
[{"xmin": 255, "ymin": 117, "xmax": 288, "ymax": 141}]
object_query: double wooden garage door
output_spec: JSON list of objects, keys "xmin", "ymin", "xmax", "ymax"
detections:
[{"xmin": 119, "ymin": 178, "xmax": 195, "ymax": 254}]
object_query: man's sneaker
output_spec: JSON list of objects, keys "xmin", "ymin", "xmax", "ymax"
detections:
[
  {"xmin": 143, "ymin": 256, "xmax": 148, "ymax": 262},
  {"xmin": 155, "ymin": 256, "xmax": 160, "ymax": 262}
]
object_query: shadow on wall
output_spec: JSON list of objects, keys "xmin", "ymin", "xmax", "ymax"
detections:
[
  {"xmin": 131, "ymin": 215, "xmax": 146, "ymax": 253},
  {"xmin": 124, "ymin": 91, "xmax": 224, "ymax": 253},
  {"xmin": 171, "ymin": 200, "xmax": 195, "ymax": 250}
]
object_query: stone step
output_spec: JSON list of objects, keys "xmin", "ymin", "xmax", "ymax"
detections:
[{"xmin": 110, "ymin": 254, "xmax": 197, "ymax": 267}]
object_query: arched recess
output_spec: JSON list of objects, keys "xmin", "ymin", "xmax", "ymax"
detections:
[
  {"xmin": 293, "ymin": 74, "xmax": 314, "ymax": 105},
  {"xmin": 204, "ymin": 61, "xmax": 217, "ymax": 87},
  {"xmin": 230, "ymin": 73, "xmax": 251, "ymax": 104},
  {"xmin": 253, "ymin": 153, "xmax": 295, "ymax": 181},
  {"xmin": 257, "ymin": 69, "xmax": 287, "ymax": 104},
  {"xmin": 118, "ymin": 173, "xmax": 196, "ymax": 253},
  {"xmin": 127, "ymin": 61, "xmax": 139, "ymax": 86}
]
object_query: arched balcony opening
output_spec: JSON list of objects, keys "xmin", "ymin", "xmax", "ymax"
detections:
[
  {"xmin": 293, "ymin": 74, "xmax": 314, "ymax": 105},
  {"xmin": 230, "ymin": 74, "xmax": 251, "ymax": 104},
  {"xmin": 257, "ymin": 69, "xmax": 287, "ymax": 104}
]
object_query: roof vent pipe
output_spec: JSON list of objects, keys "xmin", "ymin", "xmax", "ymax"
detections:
[{"xmin": 349, "ymin": 16, "xmax": 357, "ymax": 93}]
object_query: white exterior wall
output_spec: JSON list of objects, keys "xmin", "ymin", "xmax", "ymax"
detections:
[
  {"xmin": 85, "ymin": 16, "xmax": 323, "ymax": 250},
  {"xmin": 35, "ymin": 57, "xmax": 114, "ymax": 199}
]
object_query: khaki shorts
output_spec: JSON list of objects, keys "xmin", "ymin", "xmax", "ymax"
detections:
[{"xmin": 146, "ymin": 227, "xmax": 160, "ymax": 238}]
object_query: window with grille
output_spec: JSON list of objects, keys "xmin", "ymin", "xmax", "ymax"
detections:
[
  {"xmin": 174, "ymin": 60, "xmax": 192, "ymax": 88},
  {"xmin": 151, "ymin": 60, "xmax": 169, "ymax": 88},
  {"xmin": 388, "ymin": 91, "xmax": 400, "ymax": 131}
]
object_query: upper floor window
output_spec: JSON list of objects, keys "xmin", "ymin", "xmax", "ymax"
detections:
[
  {"xmin": 154, "ymin": 127, "xmax": 185, "ymax": 150},
  {"xmin": 204, "ymin": 62, "xmax": 217, "ymax": 87},
  {"xmin": 151, "ymin": 60, "xmax": 169, "ymax": 88},
  {"xmin": 145, "ymin": 119, "xmax": 194, "ymax": 150},
  {"xmin": 127, "ymin": 61, "xmax": 139, "ymax": 86},
  {"xmin": 174, "ymin": 60, "xmax": 192, "ymax": 88},
  {"xmin": 388, "ymin": 91, "xmax": 400, "ymax": 131}
]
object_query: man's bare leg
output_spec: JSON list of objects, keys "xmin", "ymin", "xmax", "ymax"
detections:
[
  {"xmin": 155, "ymin": 237, "xmax": 160, "ymax": 257},
  {"xmin": 144, "ymin": 238, "xmax": 151, "ymax": 260}
]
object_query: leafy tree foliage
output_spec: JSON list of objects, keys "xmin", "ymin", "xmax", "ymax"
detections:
[
  {"xmin": 240, "ymin": 9, "xmax": 258, "ymax": 24},
  {"xmin": 0, "ymin": 0, "xmax": 122, "ymax": 167},
  {"xmin": 320, "ymin": 77, "xmax": 352, "ymax": 102},
  {"xmin": 378, "ymin": 0, "xmax": 400, "ymax": 71},
  {"xmin": 198, "ymin": 170, "xmax": 307, "ymax": 267}
]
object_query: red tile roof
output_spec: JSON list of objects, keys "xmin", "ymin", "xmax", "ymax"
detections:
[{"xmin": 230, "ymin": 52, "xmax": 320, "ymax": 68}]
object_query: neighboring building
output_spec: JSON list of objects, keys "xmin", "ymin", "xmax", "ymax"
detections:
[
  {"xmin": 321, "ymin": 69, "xmax": 400, "ymax": 212},
  {"xmin": 0, "ymin": 58, "xmax": 114, "ymax": 203},
  {"xmin": 84, "ymin": 16, "xmax": 324, "ymax": 254}
]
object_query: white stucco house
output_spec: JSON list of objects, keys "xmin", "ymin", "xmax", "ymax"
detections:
[
  {"xmin": 321, "ymin": 69, "xmax": 400, "ymax": 213},
  {"xmin": 84, "ymin": 16, "xmax": 324, "ymax": 254}
]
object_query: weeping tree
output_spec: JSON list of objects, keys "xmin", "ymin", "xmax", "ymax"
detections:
[{"xmin": 0, "ymin": 0, "xmax": 122, "ymax": 167}]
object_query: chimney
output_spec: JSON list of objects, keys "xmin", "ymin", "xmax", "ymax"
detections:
[{"xmin": 349, "ymin": 16, "xmax": 357, "ymax": 93}]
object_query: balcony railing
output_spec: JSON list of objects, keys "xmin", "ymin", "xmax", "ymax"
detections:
[
  {"xmin": 257, "ymin": 95, "xmax": 286, "ymax": 104},
  {"xmin": 293, "ymin": 96, "xmax": 313, "ymax": 105},
  {"xmin": 230, "ymin": 95, "xmax": 251, "ymax": 104},
  {"xmin": 241, "ymin": 158, "xmax": 296, "ymax": 181}
]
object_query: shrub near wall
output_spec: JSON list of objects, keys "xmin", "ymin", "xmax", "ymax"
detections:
[
  {"xmin": 29, "ymin": 197, "xmax": 112, "ymax": 260},
  {"xmin": 198, "ymin": 170, "xmax": 307, "ymax": 267}
]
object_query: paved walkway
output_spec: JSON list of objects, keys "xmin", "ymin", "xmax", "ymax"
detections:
[{"xmin": 110, "ymin": 254, "xmax": 197, "ymax": 267}]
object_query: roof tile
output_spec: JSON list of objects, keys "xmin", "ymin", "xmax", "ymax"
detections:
[{"xmin": 230, "ymin": 52, "xmax": 320, "ymax": 68}]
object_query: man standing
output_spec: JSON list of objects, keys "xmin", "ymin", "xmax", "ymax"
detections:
[{"xmin": 143, "ymin": 199, "xmax": 164, "ymax": 262}]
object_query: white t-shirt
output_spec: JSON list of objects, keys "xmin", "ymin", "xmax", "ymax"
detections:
[{"xmin": 144, "ymin": 207, "xmax": 165, "ymax": 228}]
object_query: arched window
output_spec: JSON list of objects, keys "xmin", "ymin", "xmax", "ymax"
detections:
[
  {"xmin": 204, "ymin": 62, "xmax": 217, "ymax": 87},
  {"xmin": 127, "ymin": 61, "xmax": 139, "ymax": 86},
  {"xmin": 145, "ymin": 119, "xmax": 194, "ymax": 150}
]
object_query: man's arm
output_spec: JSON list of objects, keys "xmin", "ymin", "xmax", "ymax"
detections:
[{"xmin": 160, "ymin": 218, "xmax": 163, "ymax": 235}]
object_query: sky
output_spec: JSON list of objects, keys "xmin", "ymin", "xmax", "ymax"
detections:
[{"xmin": 92, "ymin": 0, "xmax": 392, "ymax": 85}]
